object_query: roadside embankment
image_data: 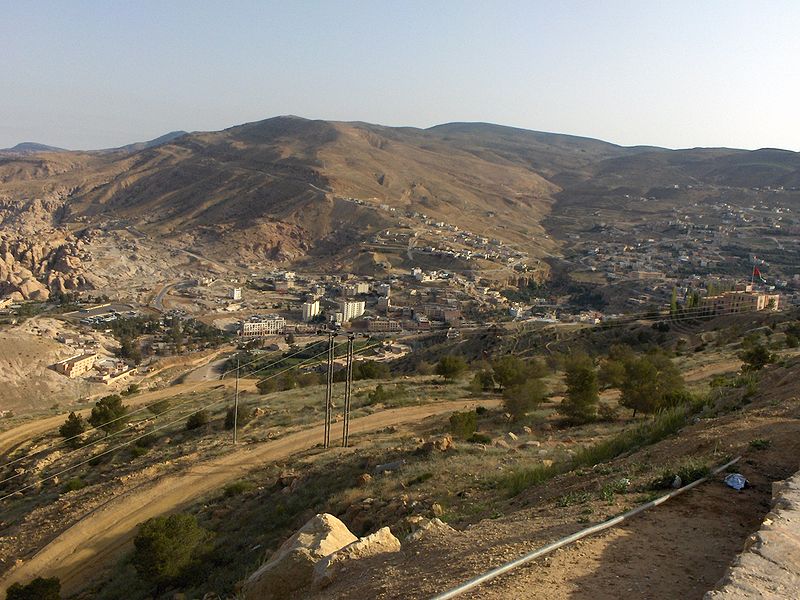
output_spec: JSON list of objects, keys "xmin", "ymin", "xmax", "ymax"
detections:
[{"xmin": 705, "ymin": 468, "xmax": 800, "ymax": 599}]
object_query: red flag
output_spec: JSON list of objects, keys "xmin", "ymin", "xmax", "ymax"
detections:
[{"xmin": 754, "ymin": 266, "xmax": 766, "ymax": 282}]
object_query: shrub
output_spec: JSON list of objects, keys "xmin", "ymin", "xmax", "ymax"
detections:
[
  {"xmin": 469, "ymin": 432, "xmax": 492, "ymax": 444},
  {"xmin": 122, "ymin": 383, "xmax": 140, "ymax": 396},
  {"xmin": 224, "ymin": 405, "xmax": 251, "ymax": 430},
  {"xmin": 415, "ymin": 361, "xmax": 435, "ymax": 376},
  {"xmin": 786, "ymin": 334, "xmax": 799, "ymax": 348},
  {"xmin": 186, "ymin": 410, "xmax": 210, "ymax": 431},
  {"xmin": 749, "ymin": 438, "xmax": 771, "ymax": 450},
  {"xmin": 89, "ymin": 395, "xmax": 128, "ymax": 434},
  {"xmin": 436, "ymin": 355, "xmax": 467, "ymax": 381},
  {"xmin": 740, "ymin": 343, "xmax": 775, "ymax": 371},
  {"xmin": 132, "ymin": 514, "xmax": 211, "ymax": 587},
  {"xmin": 59, "ymin": 412, "xmax": 87, "ymax": 449},
  {"xmin": 597, "ymin": 403, "xmax": 617, "ymax": 421},
  {"xmin": 62, "ymin": 478, "xmax": 86, "ymax": 493},
  {"xmin": 6, "ymin": 577, "xmax": 61, "ymax": 600},
  {"xmin": 256, "ymin": 378, "xmax": 278, "ymax": 394},
  {"xmin": 650, "ymin": 458, "xmax": 709, "ymax": 489},
  {"xmin": 224, "ymin": 480, "xmax": 254, "ymax": 497},
  {"xmin": 147, "ymin": 399, "xmax": 171, "ymax": 416},
  {"xmin": 449, "ymin": 411, "xmax": 477, "ymax": 439}
]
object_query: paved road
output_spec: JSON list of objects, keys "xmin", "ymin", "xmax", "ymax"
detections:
[{"xmin": 0, "ymin": 399, "xmax": 500, "ymax": 595}]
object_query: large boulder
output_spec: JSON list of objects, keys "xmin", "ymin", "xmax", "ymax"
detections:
[
  {"xmin": 242, "ymin": 513, "xmax": 357, "ymax": 600},
  {"xmin": 313, "ymin": 526, "xmax": 401, "ymax": 588}
]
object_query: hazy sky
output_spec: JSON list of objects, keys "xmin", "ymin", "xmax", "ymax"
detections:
[{"xmin": 2, "ymin": 0, "xmax": 798, "ymax": 150}]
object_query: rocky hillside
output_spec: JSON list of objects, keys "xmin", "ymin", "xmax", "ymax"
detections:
[{"xmin": 1, "ymin": 116, "xmax": 799, "ymax": 298}]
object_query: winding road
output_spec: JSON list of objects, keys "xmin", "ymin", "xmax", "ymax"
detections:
[{"xmin": 0, "ymin": 399, "xmax": 499, "ymax": 595}]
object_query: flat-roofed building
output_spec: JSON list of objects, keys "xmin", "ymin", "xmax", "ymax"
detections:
[
  {"xmin": 699, "ymin": 291, "xmax": 780, "ymax": 315},
  {"xmin": 240, "ymin": 315, "xmax": 286, "ymax": 337},
  {"xmin": 339, "ymin": 300, "xmax": 365, "ymax": 323},
  {"xmin": 55, "ymin": 353, "xmax": 98, "ymax": 378},
  {"xmin": 302, "ymin": 300, "xmax": 320, "ymax": 322}
]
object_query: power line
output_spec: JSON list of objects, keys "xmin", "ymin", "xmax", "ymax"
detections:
[
  {"xmin": 0, "ymin": 340, "xmax": 371, "ymax": 503},
  {"xmin": 0, "ymin": 339, "xmax": 329, "ymax": 487}
]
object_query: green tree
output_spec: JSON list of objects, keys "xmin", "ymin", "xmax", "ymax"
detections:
[
  {"xmin": 256, "ymin": 378, "xmax": 278, "ymax": 394},
  {"xmin": 6, "ymin": 577, "xmax": 61, "ymax": 600},
  {"xmin": 559, "ymin": 353, "xmax": 599, "ymax": 424},
  {"xmin": 491, "ymin": 356, "xmax": 546, "ymax": 390},
  {"xmin": 132, "ymin": 514, "xmax": 211, "ymax": 588},
  {"xmin": 503, "ymin": 378, "xmax": 546, "ymax": 421},
  {"xmin": 619, "ymin": 353, "xmax": 684, "ymax": 416},
  {"xmin": 469, "ymin": 369, "xmax": 495, "ymax": 393},
  {"xmin": 740, "ymin": 343, "xmax": 774, "ymax": 371},
  {"xmin": 436, "ymin": 355, "xmax": 467, "ymax": 381},
  {"xmin": 59, "ymin": 412, "xmax": 87, "ymax": 449},
  {"xmin": 88, "ymin": 395, "xmax": 128, "ymax": 434}
]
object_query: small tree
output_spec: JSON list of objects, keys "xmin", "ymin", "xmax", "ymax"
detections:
[
  {"xmin": 59, "ymin": 412, "xmax": 87, "ymax": 449},
  {"xmin": 186, "ymin": 410, "xmax": 210, "ymax": 431},
  {"xmin": 147, "ymin": 399, "xmax": 171, "ymax": 416},
  {"xmin": 740, "ymin": 343, "xmax": 774, "ymax": 371},
  {"xmin": 503, "ymin": 378, "xmax": 546, "ymax": 421},
  {"xmin": 491, "ymin": 356, "xmax": 546, "ymax": 390},
  {"xmin": 559, "ymin": 353, "xmax": 599, "ymax": 424},
  {"xmin": 436, "ymin": 355, "xmax": 467, "ymax": 381},
  {"xmin": 89, "ymin": 395, "xmax": 128, "ymax": 434},
  {"xmin": 132, "ymin": 514, "xmax": 211, "ymax": 588},
  {"xmin": 619, "ymin": 353, "xmax": 684, "ymax": 416},
  {"xmin": 449, "ymin": 410, "xmax": 477, "ymax": 438},
  {"xmin": 256, "ymin": 378, "xmax": 278, "ymax": 394},
  {"xmin": 6, "ymin": 577, "xmax": 61, "ymax": 600}
]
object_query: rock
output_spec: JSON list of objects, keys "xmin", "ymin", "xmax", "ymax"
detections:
[
  {"xmin": 520, "ymin": 441, "xmax": 541, "ymax": 449},
  {"xmin": 507, "ymin": 432, "xmax": 518, "ymax": 441},
  {"xmin": 356, "ymin": 473, "xmax": 373, "ymax": 487},
  {"xmin": 405, "ymin": 517, "xmax": 455, "ymax": 543},
  {"xmin": 493, "ymin": 439, "xmax": 511, "ymax": 450},
  {"xmin": 374, "ymin": 459, "xmax": 405, "ymax": 474},
  {"xmin": 523, "ymin": 426, "xmax": 533, "ymax": 435},
  {"xmin": 542, "ymin": 459, "xmax": 554, "ymax": 468},
  {"xmin": 242, "ymin": 513, "xmax": 357, "ymax": 600},
  {"xmin": 313, "ymin": 527, "xmax": 401, "ymax": 588},
  {"xmin": 432, "ymin": 503, "xmax": 444, "ymax": 517},
  {"xmin": 418, "ymin": 434, "xmax": 455, "ymax": 454}
]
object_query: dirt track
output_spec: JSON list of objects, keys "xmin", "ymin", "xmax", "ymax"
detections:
[
  {"xmin": 0, "ymin": 399, "xmax": 498, "ymax": 595},
  {"xmin": 0, "ymin": 379, "xmax": 237, "ymax": 458}
]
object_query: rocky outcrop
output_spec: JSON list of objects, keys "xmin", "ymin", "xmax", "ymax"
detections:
[
  {"xmin": 705, "ymin": 470, "xmax": 800, "ymax": 599},
  {"xmin": 313, "ymin": 526, "xmax": 401, "ymax": 588},
  {"xmin": 242, "ymin": 514, "xmax": 403, "ymax": 599},
  {"xmin": 242, "ymin": 513, "xmax": 357, "ymax": 600}
]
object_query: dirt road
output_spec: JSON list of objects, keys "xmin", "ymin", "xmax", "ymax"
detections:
[
  {"xmin": 0, "ymin": 399, "xmax": 498, "ymax": 595},
  {"xmin": 0, "ymin": 379, "xmax": 236, "ymax": 458}
]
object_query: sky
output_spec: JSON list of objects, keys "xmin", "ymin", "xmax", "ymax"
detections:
[{"xmin": 1, "ymin": 0, "xmax": 798, "ymax": 151}]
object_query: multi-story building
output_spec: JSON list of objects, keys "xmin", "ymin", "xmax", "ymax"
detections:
[
  {"xmin": 699, "ymin": 291, "xmax": 781, "ymax": 315},
  {"xmin": 376, "ymin": 283, "xmax": 391, "ymax": 297},
  {"xmin": 55, "ymin": 353, "xmax": 98, "ymax": 378},
  {"xmin": 352, "ymin": 317, "xmax": 401, "ymax": 332},
  {"xmin": 232, "ymin": 288, "xmax": 242, "ymax": 301},
  {"xmin": 302, "ymin": 300, "xmax": 320, "ymax": 322},
  {"xmin": 339, "ymin": 299, "xmax": 366, "ymax": 323},
  {"xmin": 342, "ymin": 282, "xmax": 370, "ymax": 296},
  {"xmin": 240, "ymin": 315, "xmax": 286, "ymax": 337}
]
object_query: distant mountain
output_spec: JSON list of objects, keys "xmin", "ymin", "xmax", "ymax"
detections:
[
  {"xmin": 0, "ymin": 116, "xmax": 798, "ymax": 281},
  {"xmin": 0, "ymin": 142, "xmax": 68, "ymax": 154},
  {"xmin": 106, "ymin": 130, "xmax": 189, "ymax": 153}
]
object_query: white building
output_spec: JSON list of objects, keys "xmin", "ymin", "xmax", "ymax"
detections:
[
  {"xmin": 232, "ymin": 287, "xmax": 242, "ymax": 301},
  {"xmin": 240, "ymin": 315, "xmax": 285, "ymax": 337},
  {"xmin": 339, "ymin": 299, "xmax": 365, "ymax": 323},
  {"xmin": 302, "ymin": 300, "xmax": 320, "ymax": 322},
  {"xmin": 343, "ymin": 282, "xmax": 370, "ymax": 296}
]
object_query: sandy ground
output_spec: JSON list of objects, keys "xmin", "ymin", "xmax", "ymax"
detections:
[{"xmin": 0, "ymin": 399, "xmax": 500, "ymax": 596}]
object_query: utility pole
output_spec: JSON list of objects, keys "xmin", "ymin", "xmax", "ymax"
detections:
[
  {"xmin": 233, "ymin": 357, "xmax": 240, "ymax": 444},
  {"xmin": 323, "ymin": 332, "xmax": 335, "ymax": 448},
  {"xmin": 342, "ymin": 333, "xmax": 355, "ymax": 447}
]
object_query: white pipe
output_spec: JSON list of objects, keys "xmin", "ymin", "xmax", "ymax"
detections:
[{"xmin": 431, "ymin": 456, "xmax": 741, "ymax": 600}]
